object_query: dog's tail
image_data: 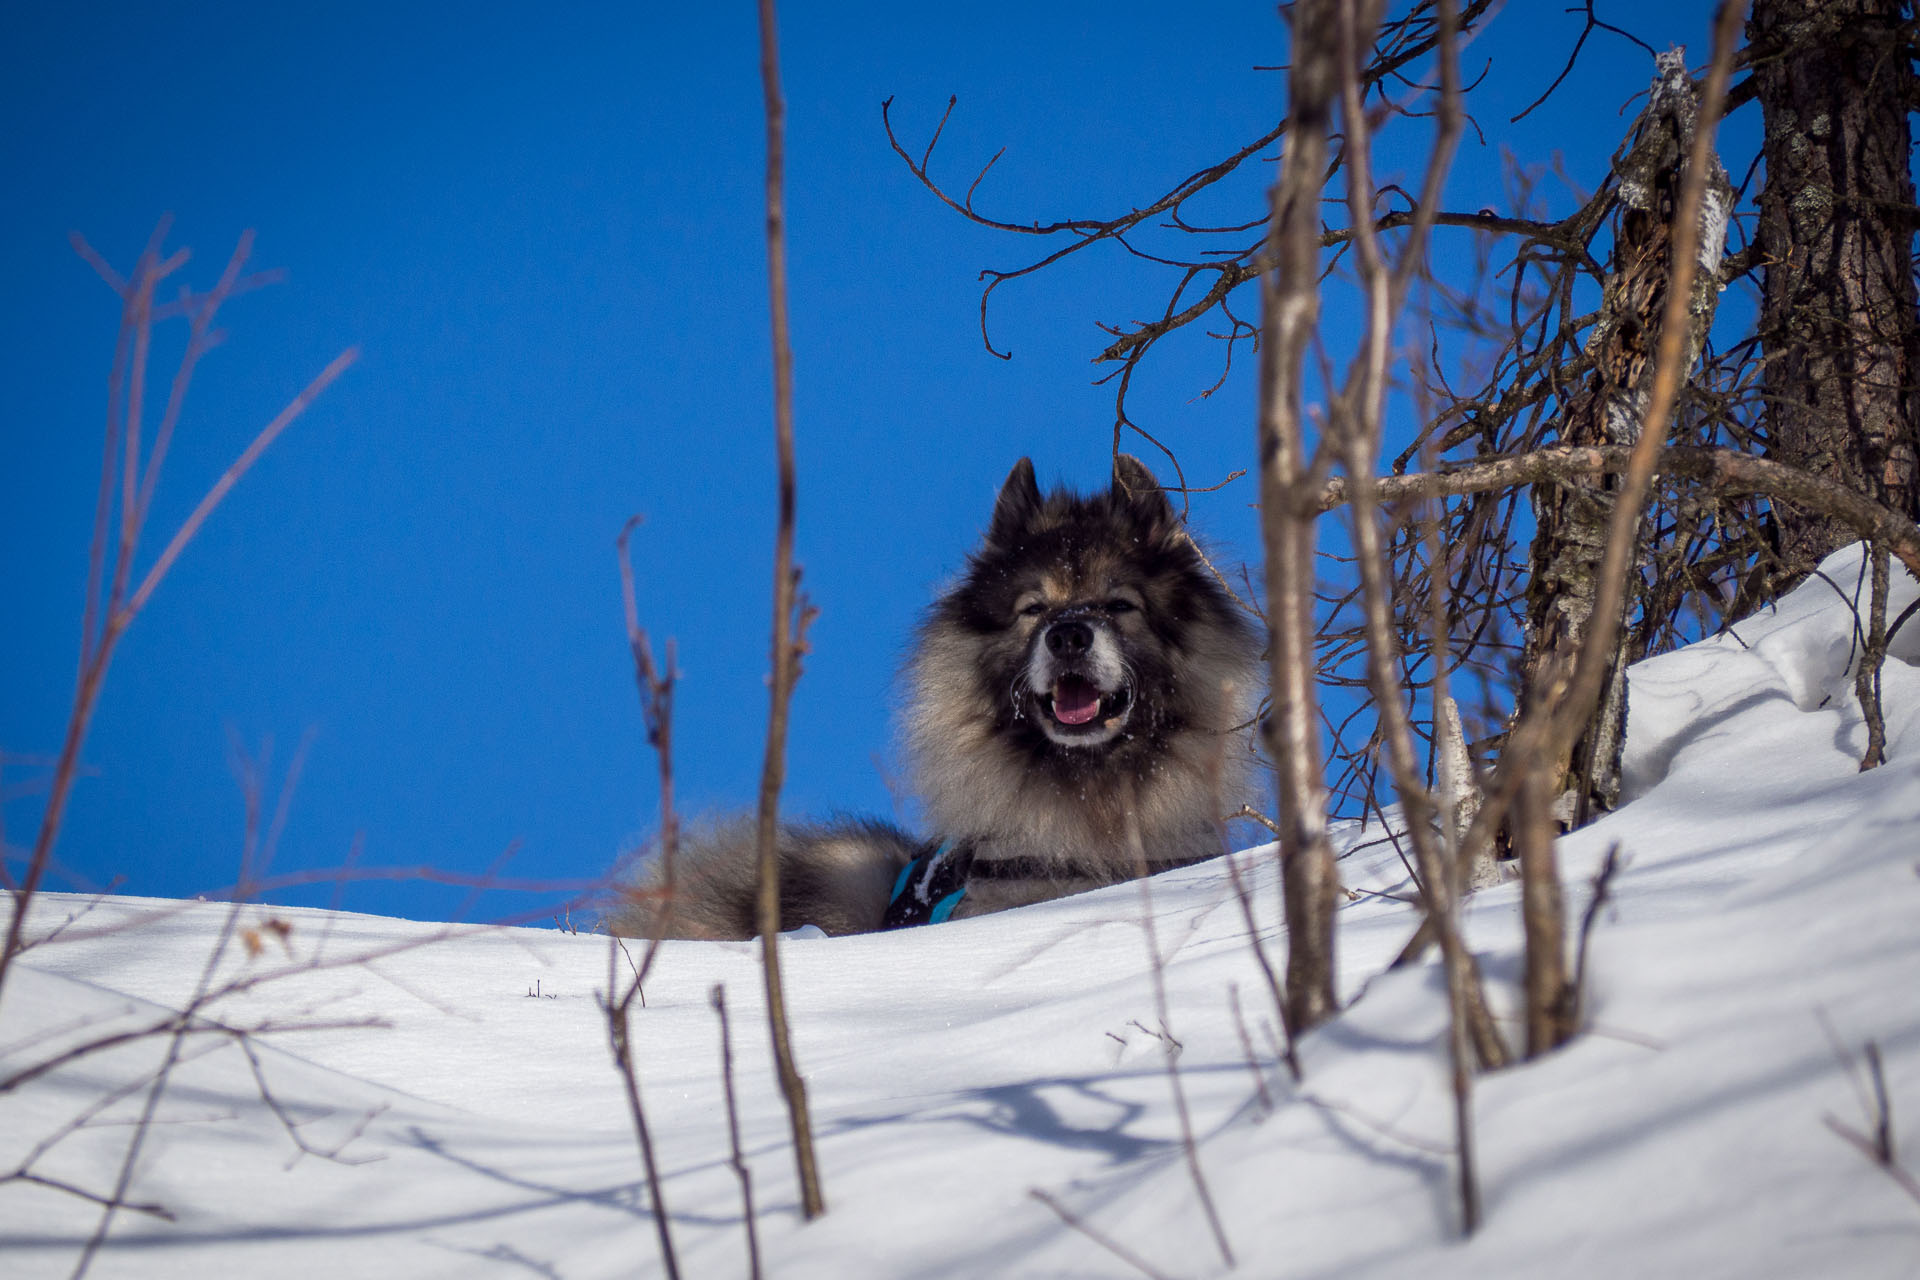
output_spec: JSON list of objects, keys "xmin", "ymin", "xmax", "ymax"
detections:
[{"xmin": 608, "ymin": 817, "xmax": 921, "ymax": 939}]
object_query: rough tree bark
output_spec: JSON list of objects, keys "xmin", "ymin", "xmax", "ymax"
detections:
[
  {"xmin": 1507, "ymin": 23, "xmax": 1742, "ymax": 1058},
  {"xmin": 1749, "ymin": 0, "xmax": 1920, "ymax": 582},
  {"xmin": 1514, "ymin": 50, "xmax": 1733, "ymax": 833}
]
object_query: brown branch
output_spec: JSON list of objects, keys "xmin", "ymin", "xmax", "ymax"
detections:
[
  {"xmin": 1491, "ymin": 9, "xmax": 1745, "ymax": 1061},
  {"xmin": 1090, "ymin": 208, "xmax": 1589, "ymax": 368},
  {"xmin": 887, "ymin": 1, "xmax": 1501, "ymax": 373},
  {"xmin": 1539, "ymin": 3, "xmax": 1744, "ymax": 825},
  {"xmin": 882, "ymin": 98, "xmax": 1286, "ymax": 242},
  {"xmin": 1259, "ymin": 0, "xmax": 1345, "ymax": 1039},
  {"xmin": 1824, "ymin": 1037, "xmax": 1920, "ymax": 1210},
  {"xmin": 1311, "ymin": 444, "xmax": 1920, "ymax": 584},
  {"xmin": 0, "ymin": 231, "xmax": 354, "ymax": 1012},
  {"xmin": 1230, "ymin": 804, "xmax": 1283, "ymax": 837},
  {"xmin": 709, "ymin": 985, "xmax": 764, "ymax": 1280},
  {"xmin": 601, "ymin": 519, "xmax": 684, "ymax": 1279},
  {"xmin": 1510, "ymin": 0, "xmax": 1658, "ymax": 124},
  {"xmin": 754, "ymin": 0, "xmax": 826, "ymax": 1222},
  {"xmin": 885, "ymin": 1, "xmax": 1496, "ymax": 241},
  {"xmin": 602, "ymin": 939, "xmax": 681, "ymax": 1280},
  {"xmin": 1569, "ymin": 842, "xmax": 1623, "ymax": 1030},
  {"xmin": 1331, "ymin": 1, "xmax": 1499, "ymax": 1235},
  {"xmin": 1855, "ymin": 546, "xmax": 1890, "ymax": 770},
  {"xmin": 125, "ymin": 347, "xmax": 358, "ymax": 622},
  {"xmin": 616, "ymin": 516, "xmax": 679, "ymax": 985}
]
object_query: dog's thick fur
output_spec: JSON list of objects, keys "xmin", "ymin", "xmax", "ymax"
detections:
[{"xmin": 615, "ymin": 455, "xmax": 1262, "ymax": 938}]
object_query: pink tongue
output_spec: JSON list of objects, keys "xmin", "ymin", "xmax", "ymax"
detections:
[{"xmin": 1052, "ymin": 677, "xmax": 1102, "ymax": 725}]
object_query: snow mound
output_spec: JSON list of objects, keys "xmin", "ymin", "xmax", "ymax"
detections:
[{"xmin": 5, "ymin": 543, "xmax": 1919, "ymax": 1278}]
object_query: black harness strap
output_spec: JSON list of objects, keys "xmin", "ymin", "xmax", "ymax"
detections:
[
  {"xmin": 881, "ymin": 840, "xmax": 975, "ymax": 930},
  {"xmin": 882, "ymin": 842, "xmax": 1224, "ymax": 929},
  {"xmin": 965, "ymin": 850, "xmax": 1223, "ymax": 880}
]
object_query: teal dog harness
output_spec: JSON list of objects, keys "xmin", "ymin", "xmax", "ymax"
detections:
[{"xmin": 882, "ymin": 841, "xmax": 973, "ymax": 929}]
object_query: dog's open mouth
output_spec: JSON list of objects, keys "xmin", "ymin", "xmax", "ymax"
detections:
[{"xmin": 1044, "ymin": 675, "xmax": 1131, "ymax": 732}]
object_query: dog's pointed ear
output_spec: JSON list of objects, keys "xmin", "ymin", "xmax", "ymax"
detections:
[
  {"xmin": 1112, "ymin": 454, "xmax": 1174, "ymax": 532},
  {"xmin": 987, "ymin": 457, "xmax": 1043, "ymax": 547}
]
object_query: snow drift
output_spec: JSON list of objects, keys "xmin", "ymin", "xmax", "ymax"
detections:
[{"xmin": 5, "ymin": 543, "xmax": 1919, "ymax": 1278}]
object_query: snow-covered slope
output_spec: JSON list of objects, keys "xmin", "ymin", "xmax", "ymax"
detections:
[{"xmin": 6, "ymin": 544, "xmax": 1919, "ymax": 1279}]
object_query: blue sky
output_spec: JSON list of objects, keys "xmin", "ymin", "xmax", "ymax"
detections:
[{"xmin": 3, "ymin": 2, "xmax": 1738, "ymax": 923}]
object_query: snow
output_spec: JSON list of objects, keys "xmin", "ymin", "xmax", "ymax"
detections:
[{"xmin": 7, "ymin": 542, "xmax": 1920, "ymax": 1278}]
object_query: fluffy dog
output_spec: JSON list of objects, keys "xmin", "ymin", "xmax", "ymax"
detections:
[{"xmin": 616, "ymin": 455, "xmax": 1262, "ymax": 937}]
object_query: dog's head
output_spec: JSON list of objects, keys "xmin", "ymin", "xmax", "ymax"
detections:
[{"xmin": 920, "ymin": 455, "xmax": 1260, "ymax": 762}]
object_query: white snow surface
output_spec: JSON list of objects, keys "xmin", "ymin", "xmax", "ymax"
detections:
[{"xmin": 7, "ymin": 543, "xmax": 1920, "ymax": 1278}]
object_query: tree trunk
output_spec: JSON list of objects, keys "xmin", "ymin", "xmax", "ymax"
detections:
[
  {"xmin": 1508, "ymin": 47, "xmax": 1735, "ymax": 1058},
  {"xmin": 1259, "ymin": 0, "xmax": 1346, "ymax": 1036},
  {"xmin": 1750, "ymin": 0, "xmax": 1920, "ymax": 583},
  {"xmin": 1515, "ymin": 51, "xmax": 1732, "ymax": 830}
]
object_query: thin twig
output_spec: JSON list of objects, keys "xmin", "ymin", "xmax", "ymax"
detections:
[
  {"xmin": 69, "ymin": 718, "xmax": 330, "ymax": 1277},
  {"xmin": 754, "ymin": 0, "xmax": 826, "ymax": 1220},
  {"xmin": 1227, "ymin": 983, "xmax": 1275, "ymax": 1112},
  {"xmin": 1029, "ymin": 1188, "xmax": 1178, "ymax": 1280},
  {"xmin": 1310, "ymin": 444, "xmax": 1920, "ymax": 584},
  {"xmin": 1129, "ymin": 827, "xmax": 1234, "ymax": 1267},
  {"xmin": 1231, "ymin": 804, "xmax": 1283, "ymax": 838},
  {"xmin": 710, "ymin": 984, "xmax": 764, "ymax": 1280},
  {"xmin": 602, "ymin": 938, "xmax": 681, "ymax": 1280},
  {"xmin": 602, "ymin": 520, "xmax": 683, "ymax": 1275},
  {"xmin": 1220, "ymin": 845, "xmax": 1300, "ymax": 1082},
  {"xmin": 1330, "ymin": 2, "xmax": 1496, "ymax": 1234},
  {"xmin": 1855, "ymin": 546, "xmax": 1890, "ymax": 770},
  {"xmin": 0, "ymin": 229, "xmax": 353, "ymax": 1010},
  {"xmin": 1467, "ymin": 7, "xmax": 1744, "ymax": 1061},
  {"xmin": 1569, "ymin": 842, "xmax": 1623, "ymax": 1029},
  {"xmin": 616, "ymin": 516, "xmax": 678, "ymax": 984},
  {"xmin": 1823, "ymin": 1036, "xmax": 1920, "ymax": 1210}
]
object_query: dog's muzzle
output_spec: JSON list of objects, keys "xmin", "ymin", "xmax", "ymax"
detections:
[{"xmin": 1031, "ymin": 617, "xmax": 1132, "ymax": 746}]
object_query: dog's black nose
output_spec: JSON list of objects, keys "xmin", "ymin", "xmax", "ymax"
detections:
[{"xmin": 1045, "ymin": 619, "xmax": 1092, "ymax": 657}]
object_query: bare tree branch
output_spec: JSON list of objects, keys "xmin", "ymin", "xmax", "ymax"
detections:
[
  {"xmin": 1329, "ymin": 2, "xmax": 1501, "ymax": 1233},
  {"xmin": 709, "ymin": 985, "xmax": 763, "ymax": 1280},
  {"xmin": 0, "ymin": 227, "xmax": 354, "ymax": 1012},
  {"xmin": 1259, "ymin": 0, "xmax": 1345, "ymax": 1038},
  {"xmin": 1311, "ymin": 444, "xmax": 1920, "ymax": 582},
  {"xmin": 754, "ymin": 0, "xmax": 826, "ymax": 1221}
]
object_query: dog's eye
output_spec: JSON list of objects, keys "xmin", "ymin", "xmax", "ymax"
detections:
[
  {"xmin": 1018, "ymin": 601, "xmax": 1048, "ymax": 618},
  {"xmin": 1105, "ymin": 598, "xmax": 1137, "ymax": 614}
]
